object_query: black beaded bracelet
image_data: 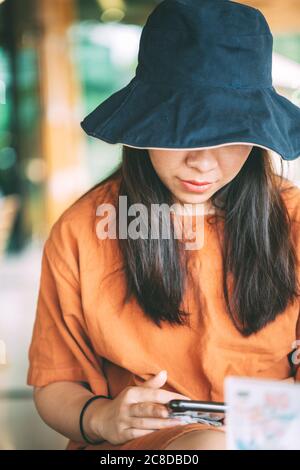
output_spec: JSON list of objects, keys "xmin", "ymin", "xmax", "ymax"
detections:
[{"xmin": 79, "ymin": 394, "xmax": 112, "ymax": 445}]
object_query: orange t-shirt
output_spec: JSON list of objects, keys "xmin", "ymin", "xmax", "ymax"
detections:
[{"xmin": 27, "ymin": 171, "xmax": 300, "ymax": 449}]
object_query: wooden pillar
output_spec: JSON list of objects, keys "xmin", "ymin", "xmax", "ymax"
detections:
[{"xmin": 36, "ymin": 0, "xmax": 88, "ymax": 231}]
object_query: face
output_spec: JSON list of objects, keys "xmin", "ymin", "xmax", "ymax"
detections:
[{"xmin": 148, "ymin": 144, "xmax": 253, "ymax": 214}]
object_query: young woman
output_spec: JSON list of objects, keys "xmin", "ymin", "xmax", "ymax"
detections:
[
  {"xmin": 27, "ymin": 0, "xmax": 300, "ymax": 451},
  {"xmin": 27, "ymin": 144, "xmax": 300, "ymax": 451}
]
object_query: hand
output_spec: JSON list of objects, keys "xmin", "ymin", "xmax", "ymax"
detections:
[{"xmin": 88, "ymin": 370, "xmax": 191, "ymax": 445}]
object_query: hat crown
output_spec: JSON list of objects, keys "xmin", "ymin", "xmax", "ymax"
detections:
[{"xmin": 136, "ymin": 0, "xmax": 273, "ymax": 88}]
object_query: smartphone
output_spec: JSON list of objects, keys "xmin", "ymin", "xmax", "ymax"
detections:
[{"xmin": 167, "ymin": 399, "xmax": 227, "ymax": 414}]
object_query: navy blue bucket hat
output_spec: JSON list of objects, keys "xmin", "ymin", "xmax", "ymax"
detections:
[{"xmin": 80, "ymin": 0, "xmax": 300, "ymax": 161}]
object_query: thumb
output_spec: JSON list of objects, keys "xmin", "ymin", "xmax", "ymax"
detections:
[
  {"xmin": 139, "ymin": 370, "xmax": 168, "ymax": 389},
  {"xmin": 134, "ymin": 370, "xmax": 192, "ymax": 401}
]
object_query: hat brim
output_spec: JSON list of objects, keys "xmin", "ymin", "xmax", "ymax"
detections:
[{"xmin": 80, "ymin": 77, "xmax": 300, "ymax": 161}]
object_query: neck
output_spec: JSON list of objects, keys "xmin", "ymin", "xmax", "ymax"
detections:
[{"xmin": 172, "ymin": 199, "xmax": 215, "ymax": 216}]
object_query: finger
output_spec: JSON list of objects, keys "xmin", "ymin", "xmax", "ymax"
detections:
[
  {"xmin": 126, "ymin": 416, "xmax": 185, "ymax": 430},
  {"xmin": 141, "ymin": 370, "xmax": 168, "ymax": 388},
  {"xmin": 129, "ymin": 401, "xmax": 170, "ymax": 419},
  {"xmin": 128, "ymin": 387, "xmax": 191, "ymax": 404},
  {"xmin": 123, "ymin": 428, "xmax": 156, "ymax": 441}
]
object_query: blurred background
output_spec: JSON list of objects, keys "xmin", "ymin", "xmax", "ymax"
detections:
[{"xmin": 0, "ymin": 0, "xmax": 300, "ymax": 450}]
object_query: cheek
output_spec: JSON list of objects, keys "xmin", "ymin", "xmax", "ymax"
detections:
[
  {"xmin": 222, "ymin": 155, "xmax": 248, "ymax": 178},
  {"xmin": 150, "ymin": 160, "xmax": 175, "ymax": 187},
  {"xmin": 152, "ymin": 156, "xmax": 182, "ymax": 177}
]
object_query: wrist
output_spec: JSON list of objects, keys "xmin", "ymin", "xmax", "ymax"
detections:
[{"xmin": 82, "ymin": 396, "xmax": 111, "ymax": 443}]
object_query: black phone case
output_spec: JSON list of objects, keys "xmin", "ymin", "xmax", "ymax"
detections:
[{"xmin": 167, "ymin": 399, "xmax": 227, "ymax": 413}]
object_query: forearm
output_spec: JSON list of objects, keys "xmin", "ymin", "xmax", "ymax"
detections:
[{"xmin": 33, "ymin": 381, "xmax": 110, "ymax": 444}]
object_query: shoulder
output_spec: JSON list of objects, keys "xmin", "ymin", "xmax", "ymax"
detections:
[
  {"xmin": 276, "ymin": 175, "xmax": 300, "ymax": 222},
  {"xmin": 276, "ymin": 175, "xmax": 300, "ymax": 253},
  {"xmin": 46, "ymin": 169, "xmax": 122, "ymax": 259}
]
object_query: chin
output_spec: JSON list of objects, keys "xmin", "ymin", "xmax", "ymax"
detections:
[
  {"xmin": 175, "ymin": 194, "xmax": 208, "ymax": 206},
  {"xmin": 181, "ymin": 191, "xmax": 208, "ymax": 201}
]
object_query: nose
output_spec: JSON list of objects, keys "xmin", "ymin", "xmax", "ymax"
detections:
[{"xmin": 185, "ymin": 151, "xmax": 218, "ymax": 173}]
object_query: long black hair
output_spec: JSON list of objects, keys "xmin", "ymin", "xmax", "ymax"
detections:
[
  {"xmin": 117, "ymin": 145, "xmax": 300, "ymax": 336},
  {"xmin": 76, "ymin": 145, "xmax": 300, "ymax": 336}
]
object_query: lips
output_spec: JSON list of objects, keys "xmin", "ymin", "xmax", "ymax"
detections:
[
  {"xmin": 179, "ymin": 179, "xmax": 215, "ymax": 193},
  {"xmin": 182, "ymin": 179, "xmax": 214, "ymax": 186}
]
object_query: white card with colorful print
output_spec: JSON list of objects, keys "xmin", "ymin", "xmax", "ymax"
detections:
[{"xmin": 224, "ymin": 376, "xmax": 300, "ymax": 450}]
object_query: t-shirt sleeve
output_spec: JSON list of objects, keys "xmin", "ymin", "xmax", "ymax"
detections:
[
  {"xmin": 295, "ymin": 311, "xmax": 300, "ymax": 382},
  {"xmin": 288, "ymin": 185, "xmax": 300, "ymax": 382},
  {"xmin": 295, "ymin": 204, "xmax": 300, "ymax": 383},
  {"xmin": 26, "ymin": 220, "xmax": 109, "ymax": 396}
]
